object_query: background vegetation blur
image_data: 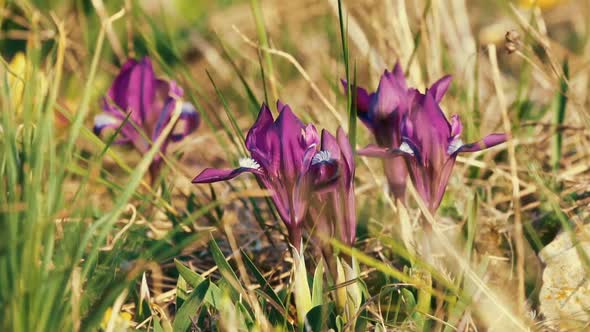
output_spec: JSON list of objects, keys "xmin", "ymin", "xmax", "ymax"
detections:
[{"xmin": 1, "ymin": 0, "xmax": 589, "ymax": 331}]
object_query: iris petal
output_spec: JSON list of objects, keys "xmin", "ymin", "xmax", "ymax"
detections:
[
  {"xmin": 192, "ymin": 166, "xmax": 261, "ymax": 183},
  {"xmin": 457, "ymin": 133, "xmax": 507, "ymax": 153}
]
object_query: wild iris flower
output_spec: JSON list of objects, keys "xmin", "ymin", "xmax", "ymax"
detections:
[
  {"xmin": 192, "ymin": 101, "xmax": 347, "ymax": 251},
  {"xmin": 94, "ymin": 57, "xmax": 200, "ymax": 180},
  {"xmin": 344, "ymin": 62, "xmax": 451, "ymax": 200},
  {"xmin": 308, "ymin": 127, "xmax": 356, "ymax": 247},
  {"xmin": 360, "ymin": 81, "xmax": 506, "ymax": 212}
]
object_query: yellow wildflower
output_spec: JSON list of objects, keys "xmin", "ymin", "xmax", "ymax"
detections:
[
  {"xmin": 3, "ymin": 52, "xmax": 48, "ymax": 116},
  {"xmin": 519, "ymin": 0, "xmax": 565, "ymax": 10},
  {"xmin": 101, "ymin": 307, "xmax": 132, "ymax": 331}
]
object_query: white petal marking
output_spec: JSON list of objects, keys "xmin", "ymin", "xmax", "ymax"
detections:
[
  {"xmin": 239, "ymin": 157, "xmax": 261, "ymax": 170},
  {"xmin": 312, "ymin": 150, "xmax": 332, "ymax": 165},
  {"xmin": 94, "ymin": 114, "xmax": 119, "ymax": 127},
  {"xmin": 399, "ymin": 142, "xmax": 415, "ymax": 156},
  {"xmin": 447, "ymin": 137, "xmax": 464, "ymax": 155}
]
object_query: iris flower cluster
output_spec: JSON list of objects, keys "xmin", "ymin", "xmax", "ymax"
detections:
[
  {"xmin": 350, "ymin": 62, "xmax": 506, "ymax": 212},
  {"xmin": 192, "ymin": 101, "xmax": 356, "ymax": 252},
  {"xmin": 94, "ymin": 57, "xmax": 506, "ymax": 251}
]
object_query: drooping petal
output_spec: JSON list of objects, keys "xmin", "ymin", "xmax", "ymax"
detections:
[
  {"xmin": 97, "ymin": 100, "xmax": 149, "ymax": 150},
  {"xmin": 192, "ymin": 166, "xmax": 262, "ymax": 183},
  {"xmin": 457, "ymin": 133, "xmax": 507, "ymax": 153},
  {"xmin": 170, "ymin": 102, "xmax": 200, "ymax": 142},
  {"xmin": 93, "ymin": 113, "xmax": 127, "ymax": 142},
  {"xmin": 357, "ymin": 144, "xmax": 394, "ymax": 158}
]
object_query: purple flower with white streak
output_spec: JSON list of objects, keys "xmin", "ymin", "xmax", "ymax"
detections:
[
  {"xmin": 360, "ymin": 84, "xmax": 507, "ymax": 212},
  {"xmin": 344, "ymin": 62, "xmax": 451, "ymax": 200},
  {"xmin": 192, "ymin": 101, "xmax": 337, "ymax": 251},
  {"xmin": 94, "ymin": 57, "xmax": 200, "ymax": 180}
]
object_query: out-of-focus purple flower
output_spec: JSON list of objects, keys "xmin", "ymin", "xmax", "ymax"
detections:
[
  {"xmin": 360, "ymin": 85, "xmax": 507, "ymax": 212},
  {"xmin": 93, "ymin": 57, "xmax": 200, "ymax": 179},
  {"xmin": 308, "ymin": 127, "xmax": 356, "ymax": 246},
  {"xmin": 193, "ymin": 101, "xmax": 338, "ymax": 251},
  {"xmin": 344, "ymin": 63, "xmax": 448, "ymax": 200}
]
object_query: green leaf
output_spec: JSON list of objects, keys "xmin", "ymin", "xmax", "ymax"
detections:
[
  {"xmin": 176, "ymin": 275, "xmax": 188, "ymax": 311},
  {"xmin": 174, "ymin": 259, "xmax": 222, "ymax": 308},
  {"xmin": 401, "ymin": 288, "xmax": 416, "ymax": 314},
  {"xmin": 209, "ymin": 239, "xmax": 241, "ymax": 288},
  {"xmin": 304, "ymin": 303, "xmax": 335, "ymax": 332},
  {"xmin": 172, "ymin": 279, "xmax": 210, "ymax": 332},
  {"xmin": 174, "ymin": 259, "xmax": 205, "ymax": 288},
  {"xmin": 551, "ymin": 59, "xmax": 569, "ymax": 172},
  {"xmin": 241, "ymin": 250, "xmax": 285, "ymax": 309},
  {"xmin": 154, "ymin": 316, "xmax": 164, "ymax": 332},
  {"xmin": 312, "ymin": 261, "xmax": 324, "ymax": 307}
]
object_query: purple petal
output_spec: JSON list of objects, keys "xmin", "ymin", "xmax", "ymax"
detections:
[
  {"xmin": 97, "ymin": 101, "xmax": 149, "ymax": 149},
  {"xmin": 430, "ymin": 156, "xmax": 457, "ymax": 212},
  {"xmin": 192, "ymin": 167, "xmax": 260, "ymax": 183},
  {"xmin": 341, "ymin": 79, "xmax": 371, "ymax": 114},
  {"xmin": 371, "ymin": 70, "xmax": 403, "ymax": 119},
  {"xmin": 273, "ymin": 104, "xmax": 307, "ymax": 181},
  {"xmin": 291, "ymin": 146, "xmax": 318, "ymax": 225},
  {"xmin": 458, "ymin": 133, "xmax": 507, "ymax": 153},
  {"xmin": 357, "ymin": 144, "xmax": 408, "ymax": 158},
  {"xmin": 93, "ymin": 113, "xmax": 122, "ymax": 136},
  {"xmin": 151, "ymin": 97, "xmax": 176, "ymax": 144},
  {"xmin": 245, "ymin": 103, "xmax": 276, "ymax": 170},
  {"xmin": 301, "ymin": 124, "xmax": 319, "ymax": 149},
  {"xmin": 429, "ymin": 75, "xmax": 452, "ymax": 103},
  {"xmin": 336, "ymin": 127, "xmax": 354, "ymax": 175},
  {"xmin": 382, "ymin": 157, "xmax": 408, "ymax": 200},
  {"xmin": 403, "ymin": 90, "xmax": 450, "ymax": 167},
  {"xmin": 93, "ymin": 113, "xmax": 132, "ymax": 144},
  {"xmin": 391, "ymin": 62, "xmax": 408, "ymax": 89},
  {"xmin": 320, "ymin": 129, "xmax": 340, "ymax": 160},
  {"xmin": 357, "ymin": 144, "xmax": 389, "ymax": 158},
  {"xmin": 107, "ymin": 57, "xmax": 156, "ymax": 124},
  {"xmin": 277, "ymin": 100, "xmax": 289, "ymax": 113},
  {"xmin": 450, "ymin": 114, "xmax": 463, "ymax": 137},
  {"xmin": 170, "ymin": 102, "xmax": 200, "ymax": 142}
]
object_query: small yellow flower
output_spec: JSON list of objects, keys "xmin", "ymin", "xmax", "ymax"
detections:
[
  {"xmin": 3, "ymin": 52, "xmax": 48, "ymax": 116},
  {"xmin": 519, "ymin": 0, "xmax": 565, "ymax": 10},
  {"xmin": 6, "ymin": 52, "xmax": 27, "ymax": 112},
  {"xmin": 101, "ymin": 307, "xmax": 132, "ymax": 331}
]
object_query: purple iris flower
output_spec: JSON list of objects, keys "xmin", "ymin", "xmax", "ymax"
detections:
[
  {"xmin": 93, "ymin": 56, "xmax": 200, "ymax": 180},
  {"xmin": 360, "ymin": 83, "xmax": 507, "ymax": 212},
  {"xmin": 344, "ymin": 62, "xmax": 451, "ymax": 201},
  {"xmin": 308, "ymin": 128, "xmax": 356, "ymax": 247},
  {"xmin": 192, "ymin": 101, "xmax": 339, "ymax": 251}
]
